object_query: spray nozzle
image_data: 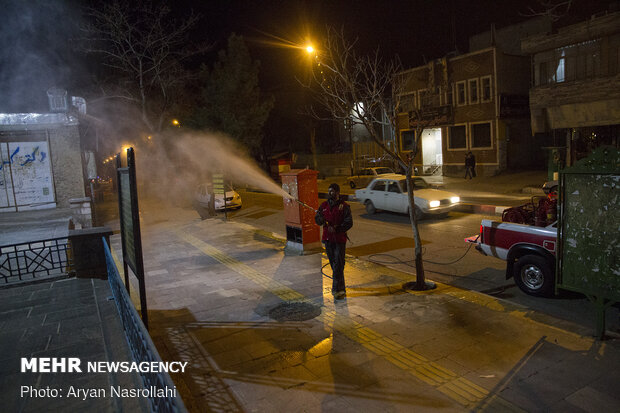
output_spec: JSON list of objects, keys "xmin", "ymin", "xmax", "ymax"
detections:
[{"xmin": 293, "ymin": 198, "xmax": 318, "ymax": 213}]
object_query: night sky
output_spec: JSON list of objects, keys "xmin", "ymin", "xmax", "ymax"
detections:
[{"xmin": 0, "ymin": 0, "xmax": 613, "ymax": 117}]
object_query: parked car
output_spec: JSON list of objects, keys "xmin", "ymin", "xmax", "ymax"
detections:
[
  {"xmin": 194, "ymin": 182, "xmax": 242, "ymax": 211},
  {"xmin": 347, "ymin": 167, "xmax": 395, "ymax": 189},
  {"xmin": 354, "ymin": 174, "xmax": 460, "ymax": 218}
]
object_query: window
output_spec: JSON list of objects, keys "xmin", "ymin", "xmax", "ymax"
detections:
[
  {"xmin": 442, "ymin": 86, "xmax": 454, "ymax": 106},
  {"xmin": 533, "ymin": 40, "xmax": 601, "ymax": 86},
  {"xmin": 448, "ymin": 125, "xmax": 467, "ymax": 149},
  {"xmin": 471, "ymin": 122, "xmax": 492, "ymax": 148},
  {"xmin": 371, "ymin": 181, "xmax": 386, "ymax": 191},
  {"xmin": 399, "ymin": 92, "xmax": 416, "ymax": 113},
  {"xmin": 481, "ymin": 76, "xmax": 492, "ymax": 102},
  {"xmin": 538, "ymin": 61, "xmax": 548, "ymax": 85},
  {"xmin": 565, "ymin": 56, "xmax": 576, "ymax": 81},
  {"xmin": 401, "ymin": 130, "xmax": 416, "ymax": 151},
  {"xmin": 387, "ymin": 181, "xmax": 401, "ymax": 193},
  {"xmin": 468, "ymin": 78, "xmax": 479, "ymax": 104},
  {"xmin": 417, "ymin": 89, "xmax": 427, "ymax": 108},
  {"xmin": 456, "ymin": 81, "xmax": 466, "ymax": 106},
  {"xmin": 556, "ymin": 52, "xmax": 565, "ymax": 83}
]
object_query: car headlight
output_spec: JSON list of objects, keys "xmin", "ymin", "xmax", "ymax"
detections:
[
  {"xmin": 451, "ymin": 196, "xmax": 460, "ymax": 204},
  {"xmin": 429, "ymin": 200, "xmax": 440, "ymax": 208}
]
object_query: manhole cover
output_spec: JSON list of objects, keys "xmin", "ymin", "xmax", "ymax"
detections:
[{"xmin": 268, "ymin": 302, "xmax": 321, "ymax": 322}]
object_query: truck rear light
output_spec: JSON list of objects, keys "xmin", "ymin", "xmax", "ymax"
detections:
[{"xmin": 479, "ymin": 224, "xmax": 483, "ymax": 243}]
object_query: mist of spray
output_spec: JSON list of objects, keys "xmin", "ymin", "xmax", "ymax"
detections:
[{"xmin": 138, "ymin": 131, "xmax": 294, "ymax": 203}]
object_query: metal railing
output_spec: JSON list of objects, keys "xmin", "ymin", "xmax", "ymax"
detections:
[
  {"xmin": 0, "ymin": 237, "xmax": 72, "ymax": 285},
  {"xmin": 104, "ymin": 238, "xmax": 187, "ymax": 413}
]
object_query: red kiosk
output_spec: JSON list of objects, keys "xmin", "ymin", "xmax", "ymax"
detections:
[{"xmin": 281, "ymin": 169, "xmax": 321, "ymax": 254}]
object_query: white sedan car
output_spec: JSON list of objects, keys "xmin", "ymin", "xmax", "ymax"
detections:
[
  {"xmin": 194, "ymin": 182, "xmax": 242, "ymax": 212},
  {"xmin": 355, "ymin": 174, "xmax": 460, "ymax": 218}
]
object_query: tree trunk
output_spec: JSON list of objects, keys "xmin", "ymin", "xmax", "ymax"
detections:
[{"xmin": 405, "ymin": 156, "xmax": 425, "ymax": 288}]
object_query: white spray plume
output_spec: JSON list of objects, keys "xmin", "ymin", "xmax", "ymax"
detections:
[{"xmin": 137, "ymin": 131, "xmax": 295, "ymax": 203}]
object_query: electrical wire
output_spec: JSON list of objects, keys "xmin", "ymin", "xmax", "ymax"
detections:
[
  {"xmin": 321, "ymin": 261, "xmax": 332, "ymax": 279},
  {"xmin": 320, "ymin": 236, "xmax": 479, "ymax": 280},
  {"xmin": 422, "ymin": 240, "xmax": 476, "ymax": 265},
  {"xmin": 368, "ymin": 237, "xmax": 477, "ymax": 267}
]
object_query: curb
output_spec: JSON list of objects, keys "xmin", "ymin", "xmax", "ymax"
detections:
[{"xmin": 455, "ymin": 203, "xmax": 508, "ymax": 217}]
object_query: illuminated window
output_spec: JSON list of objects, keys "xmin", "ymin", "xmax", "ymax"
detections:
[
  {"xmin": 533, "ymin": 40, "xmax": 601, "ymax": 86},
  {"xmin": 468, "ymin": 79, "xmax": 479, "ymax": 104},
  {"xmin": 448, "ymin": 125, "xmax": 467, "ymax": 149},
  {"xmin": 456, "ymin": 81, "xmax": 466, "ymax": 106},
  {"xmin": 481, "ymin": 76, "xmax": 492, "ymax": 102}
]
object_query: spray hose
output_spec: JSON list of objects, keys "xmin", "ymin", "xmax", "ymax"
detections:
[
  {"xmin": 294, "ymin": 198, "xmax": 318, "ymax": 213},
  {"xmin": 293, "ymin": 198, "xmax": 330, "ymax": 225}
]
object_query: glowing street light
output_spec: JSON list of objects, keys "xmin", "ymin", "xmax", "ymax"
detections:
[
  {"xmin": 305, "ymin": 45, "xmax": 314, "ymax": 54},
  {"xmin": 172, "ymin": 119, "xmax": 180, "ymax": 127}
]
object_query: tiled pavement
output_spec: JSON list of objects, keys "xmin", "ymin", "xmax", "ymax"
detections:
[
  {"xmin": 0, "ymin": 278, "xmax": 148, "ymax": 412},
  {"xmin": 115, "ymin": 205, "xmax": 620, "ymax": 412},
  {"xmin": 1, "ymin": 168, "xmax": 618, "ymax": 412}
]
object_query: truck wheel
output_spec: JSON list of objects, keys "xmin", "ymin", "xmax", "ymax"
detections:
[
  {"xmin": 349, "ymin": 181, "xmax": 356, "ymax": 189},
  {"xmin": 513, "ymin": 255, "xmax": 554, "ymax": 297},
  {"xmin": 365, "ymin": 200, "xmax": 376, "ymax": 214}
]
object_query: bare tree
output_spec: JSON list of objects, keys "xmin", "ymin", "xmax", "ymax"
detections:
[
  {"xmin": 521, "ymin": 0, "xmax": 573, "ymax": 22},
  {"xmin": 79, "ymin": 1, "xmax": 209, "ymax": 133},
  {"xmin": 305, "ymin": 27, "xmax": 434, "ymax": 290}
]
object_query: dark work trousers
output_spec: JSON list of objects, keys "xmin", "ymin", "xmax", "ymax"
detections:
[
  {"xmin": 324, "ymin": 241, "xmax": 347, "ymax": 293},
  {"xmin": 465, "ymin": 166, "xmax": 474, "ymax": 179}
]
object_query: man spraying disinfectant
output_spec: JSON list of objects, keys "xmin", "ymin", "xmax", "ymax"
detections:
[{"xmin": 314, "ymin": 184, "xmax": 353, "ymax": 300}]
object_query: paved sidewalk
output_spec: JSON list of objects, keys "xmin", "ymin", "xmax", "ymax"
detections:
[
  {"xmin": 2, "ymin": 169, "xmax": 616, "ymax": 412},
  {"xmin": 119, "ymin": 204, "xmax": 620, "ymax": 412},
  {"xmin": 0, "ymin": 278, "xmax": 149, "ymax": 412}
]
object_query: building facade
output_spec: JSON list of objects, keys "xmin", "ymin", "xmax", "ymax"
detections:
[
  {"xmin": 0, "ymin": 113, "xmax": 86, "ymax": 211},
  {"xmin": 394, "ymin": 18, "xmax": 554, "ymax": 177},
  {"xmin": 396, "ymin": 47, "xmax": 537, "ymax": 177},
  {"xmin": 522, "ymin": 11, "xmax": 620, "ymax": 169}
]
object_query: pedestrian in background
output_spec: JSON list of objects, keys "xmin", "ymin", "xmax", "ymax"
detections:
[
  {"xmin": 315, "ymin": 183, "xmax": 353, "ymax": 299},
  {"xmin": 465, "ymin": 151, "xmax": 476, "ymax": 179}
]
